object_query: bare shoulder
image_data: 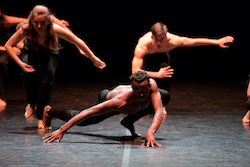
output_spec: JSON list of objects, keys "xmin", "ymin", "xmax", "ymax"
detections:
[
  {"xmin": 139, "ymin": 31, "xmax": 152, "ymax": 40},
  {"xmin": 113, "ymin": 85, "xmax": 131, "ymax": 91},
  {"xmin": 107, "ymin": 85, "xmax": 132, "ymax": 100},
  {"xmin": 53, "ymin": 23, "xmax": 63, "ymax": 32},
  {"xmin": 136, "ymin": 32, "xmax": 153, "ymax": 54},
  {"xmin": 138, "ymin": 32, "xmax": 152, "ymax": 45},
  {"xmin": 53, "ymin": 23, "xmax": 70, "ymax": 34},
  {"xmin": 167, "ymin": 32, "xmax": 183, "ymax": 45},
  {"xmin": 149, "ymin": 78, "xmax": 158, "ymax": 91},
  {"xmin": 53, "ymin": 23, "xmax": 72, "ymax": 39}
]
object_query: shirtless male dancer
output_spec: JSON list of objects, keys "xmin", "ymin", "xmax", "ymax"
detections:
[
  {"xmin": 132, "ymin": 22, "xmax": 234, "ymax": 114},
  {"xmin": 43, "ymin": 71, "xmax": 164, "ymax": 148}
]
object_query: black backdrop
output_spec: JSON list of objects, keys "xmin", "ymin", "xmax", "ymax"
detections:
[{"xmin": 1, "ymin": 1, "xmax": 249, "ymax": 82}]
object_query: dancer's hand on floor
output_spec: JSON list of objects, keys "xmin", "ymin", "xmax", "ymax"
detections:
[
  {"xmin": 43, "ymin": 129, "xmax": 64, "ymax": 143},
  {"xmin": 142, "ymin": 131, "xmax": 161, "ymax": 148}
]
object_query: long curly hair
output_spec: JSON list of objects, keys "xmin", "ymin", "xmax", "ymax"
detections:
[{"xmin": 23, "ymin": 5, "xmax": 59, "ymax": 50}]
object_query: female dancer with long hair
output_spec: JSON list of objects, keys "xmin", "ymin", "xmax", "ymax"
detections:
[{"xmin": 5, "ymin": 5, "xmax": 106, "ymax": 128}]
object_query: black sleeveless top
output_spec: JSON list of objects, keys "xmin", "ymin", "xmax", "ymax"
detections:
[{"xmin": 21, "ymin": 39, "xmax": 59, "ymax": 71}]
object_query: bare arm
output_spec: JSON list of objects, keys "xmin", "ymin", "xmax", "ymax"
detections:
[
  {"xmin": 54, "ymin": 24, "xmax": 106, "ymax": 69},
  {"xmin": 4, "ymin": 15, "xmax": 27, "ymax": 28},
  {"xmin": 4, "ymin": 28, "xmax": 34, "ymax": 72},
  {"xmin": 0, "ymin": 45, "xmax": 21, "ymax": 55},
  {"xmin": 50, "ymin": 16, "xmax": 87, "ymax": 56},
  {"xmin": 132, "ymin": 45, "xmax": 173, "ymax": 78},
  {"xmin": 43, "ymin": 99, "xmax": 122, "ymax": 142},
  {"xmin": 0, "ymin": 15, "xmax": 26, "ymax": 52},
  {"xmin": 142, "ymin": 79, "xmax": 163, "ymax": 147},
  {"xmin": 0, "ymin": 46, "xmax": 6, "ymax": 51},
  {"xmin": 177, "ymin": 35, "xmax": 234, "ymax": 48},
  {"xmin": 50, "ymin": 15, "xmax": 69, "ymax": 28}
]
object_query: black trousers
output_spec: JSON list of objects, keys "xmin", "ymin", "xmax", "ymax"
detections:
[
  {"xmin": 49, "ymin": 89, "xmax": 120, "ymax": 126},
  {"xmin": 22, "ymin": 53, "xmax": 58, "ymax": 120},
  {"xmin": 142, "ymin": 52, "xmax": 171, "ymax": 106}
]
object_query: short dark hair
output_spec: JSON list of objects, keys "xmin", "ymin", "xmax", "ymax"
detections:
[
  {"xmin": 151, "ymin": 22, "xmax": 168, "ymax": 36},
  {"xmin": 129, "ymin": 71, "xmax": 150, "ymax": 83}
]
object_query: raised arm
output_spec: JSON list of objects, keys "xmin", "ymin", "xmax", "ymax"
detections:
[
  {"xmin": 132, "ymin": 45, "xmax": 173, "ymax": 78},
  {"xmin": 177, "ymin": 35, "xmax": 234, "ymax": 48},
  {"xmin": 142, "ymin": 79, "xmax": 163, "ymax": 147},
  {"xmin": 43, "ymin": 98, "xmax": 122, "ymax": 143},
  {"xmin": 54, "ymin": 24, "xmax": 106, "ymax": 69}
]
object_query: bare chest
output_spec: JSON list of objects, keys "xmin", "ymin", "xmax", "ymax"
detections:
[
  {"xmin": 118, "ymin": 98, "xmax": 151, "ymax": 115},
  {"xmin": 147, "ymin": 44, "xmax": 176, "ymax": 54}
]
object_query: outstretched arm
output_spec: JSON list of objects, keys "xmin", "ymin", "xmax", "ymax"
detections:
[
  {"xmin": 54, "ymin": 24, "xmax": 106, "ymax": 69},
  {"xmin": 51, "ymin": 16, "xmax": 87, "ymax": 57},
  {"xmin": 43, "ymin": 99, "xmax": 121, "ymax": 143},
  {"xmin": 177, "ymin": 35, "xmax": 234, "ymax": 48},
  {"xmin": 142, "ymin": 79, "xmax": 163, "ymax": 148},
  {"xmin": 132, "ymin": 45, "xmax": 174, "ymax": 78},
  {"xmin": 4, "ymin": 15, "xmax": 27, "ymax": 28}
]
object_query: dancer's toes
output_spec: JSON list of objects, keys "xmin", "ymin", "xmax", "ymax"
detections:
[{"xmin": 242, "ymin": 117, "xmax": 250, "ymax": 123}]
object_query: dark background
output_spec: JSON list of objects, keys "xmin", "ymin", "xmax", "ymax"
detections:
[{"xmin": 1, "ymin": 1, "xmax": 249, "ymax": 83}]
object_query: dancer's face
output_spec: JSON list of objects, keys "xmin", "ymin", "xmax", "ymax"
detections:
[
  {"xmin": 132, "ymin": 80, "xmax": 151, "ymax": 101},
  {"xmin": 152, "ymin": 33, "xmax": 167, "ymax": 48},
  {"xmin": 32, "ymin": 14, "xmax": 49, "ymax": 34}
]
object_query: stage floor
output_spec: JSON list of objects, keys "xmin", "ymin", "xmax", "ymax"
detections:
[{"xmin": 0, "ymin": 80, "xmax": 250, "ymax": 166}]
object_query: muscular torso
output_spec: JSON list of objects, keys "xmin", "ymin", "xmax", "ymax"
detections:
[
  {"xmin": 106, "ymin": 85, "xmax": 152, "ymax": 115},
  {"xmin": 137, "ymin": 32, "xmax": 180, "ymax": 54}
]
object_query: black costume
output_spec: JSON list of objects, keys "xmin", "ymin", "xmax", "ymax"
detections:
[{"xmin": 21, "ymin": 40, "xmax": 59, "ymax": 120}]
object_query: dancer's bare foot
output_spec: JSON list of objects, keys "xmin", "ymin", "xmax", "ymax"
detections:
[
  {"xmin": 24, "ymin": 104, "xmax": 35, "ymax": 118},
  {"xmin": 242, "ymin": 122, "xmax": 250, "ymax": 134},
  {"xmin": 37, "ymin": 119, "xmax": 45, "ymax": 129},
  {"xmin": 42, "ymin": 105, "xmax": 52, "ymax": 130},
  {"xmin": 242, "ymin": 111, "xmax": 250, "ymax": 123},
  {"xmin": 0, "ymin": 99, "xmax": 6, "ymax": 112},
  {"xmin": 0, "ymin": 98, "xmax": 6, "ymax": 107},
  {"xmin": 163, "ymin": 106, "xmax": 167, "ymax": 115},
  {"xmin": 120, "ymin": 118, "xmax": 141, "ymax": 137}
]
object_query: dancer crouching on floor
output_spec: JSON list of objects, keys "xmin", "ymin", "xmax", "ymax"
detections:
[
  {"xmin": 5, "ymin": 5, "xmax": 106, "ymax": 129},
  {"xmin": 43, "ymin": 71, "xmax": 166, "ymax": 148}
]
